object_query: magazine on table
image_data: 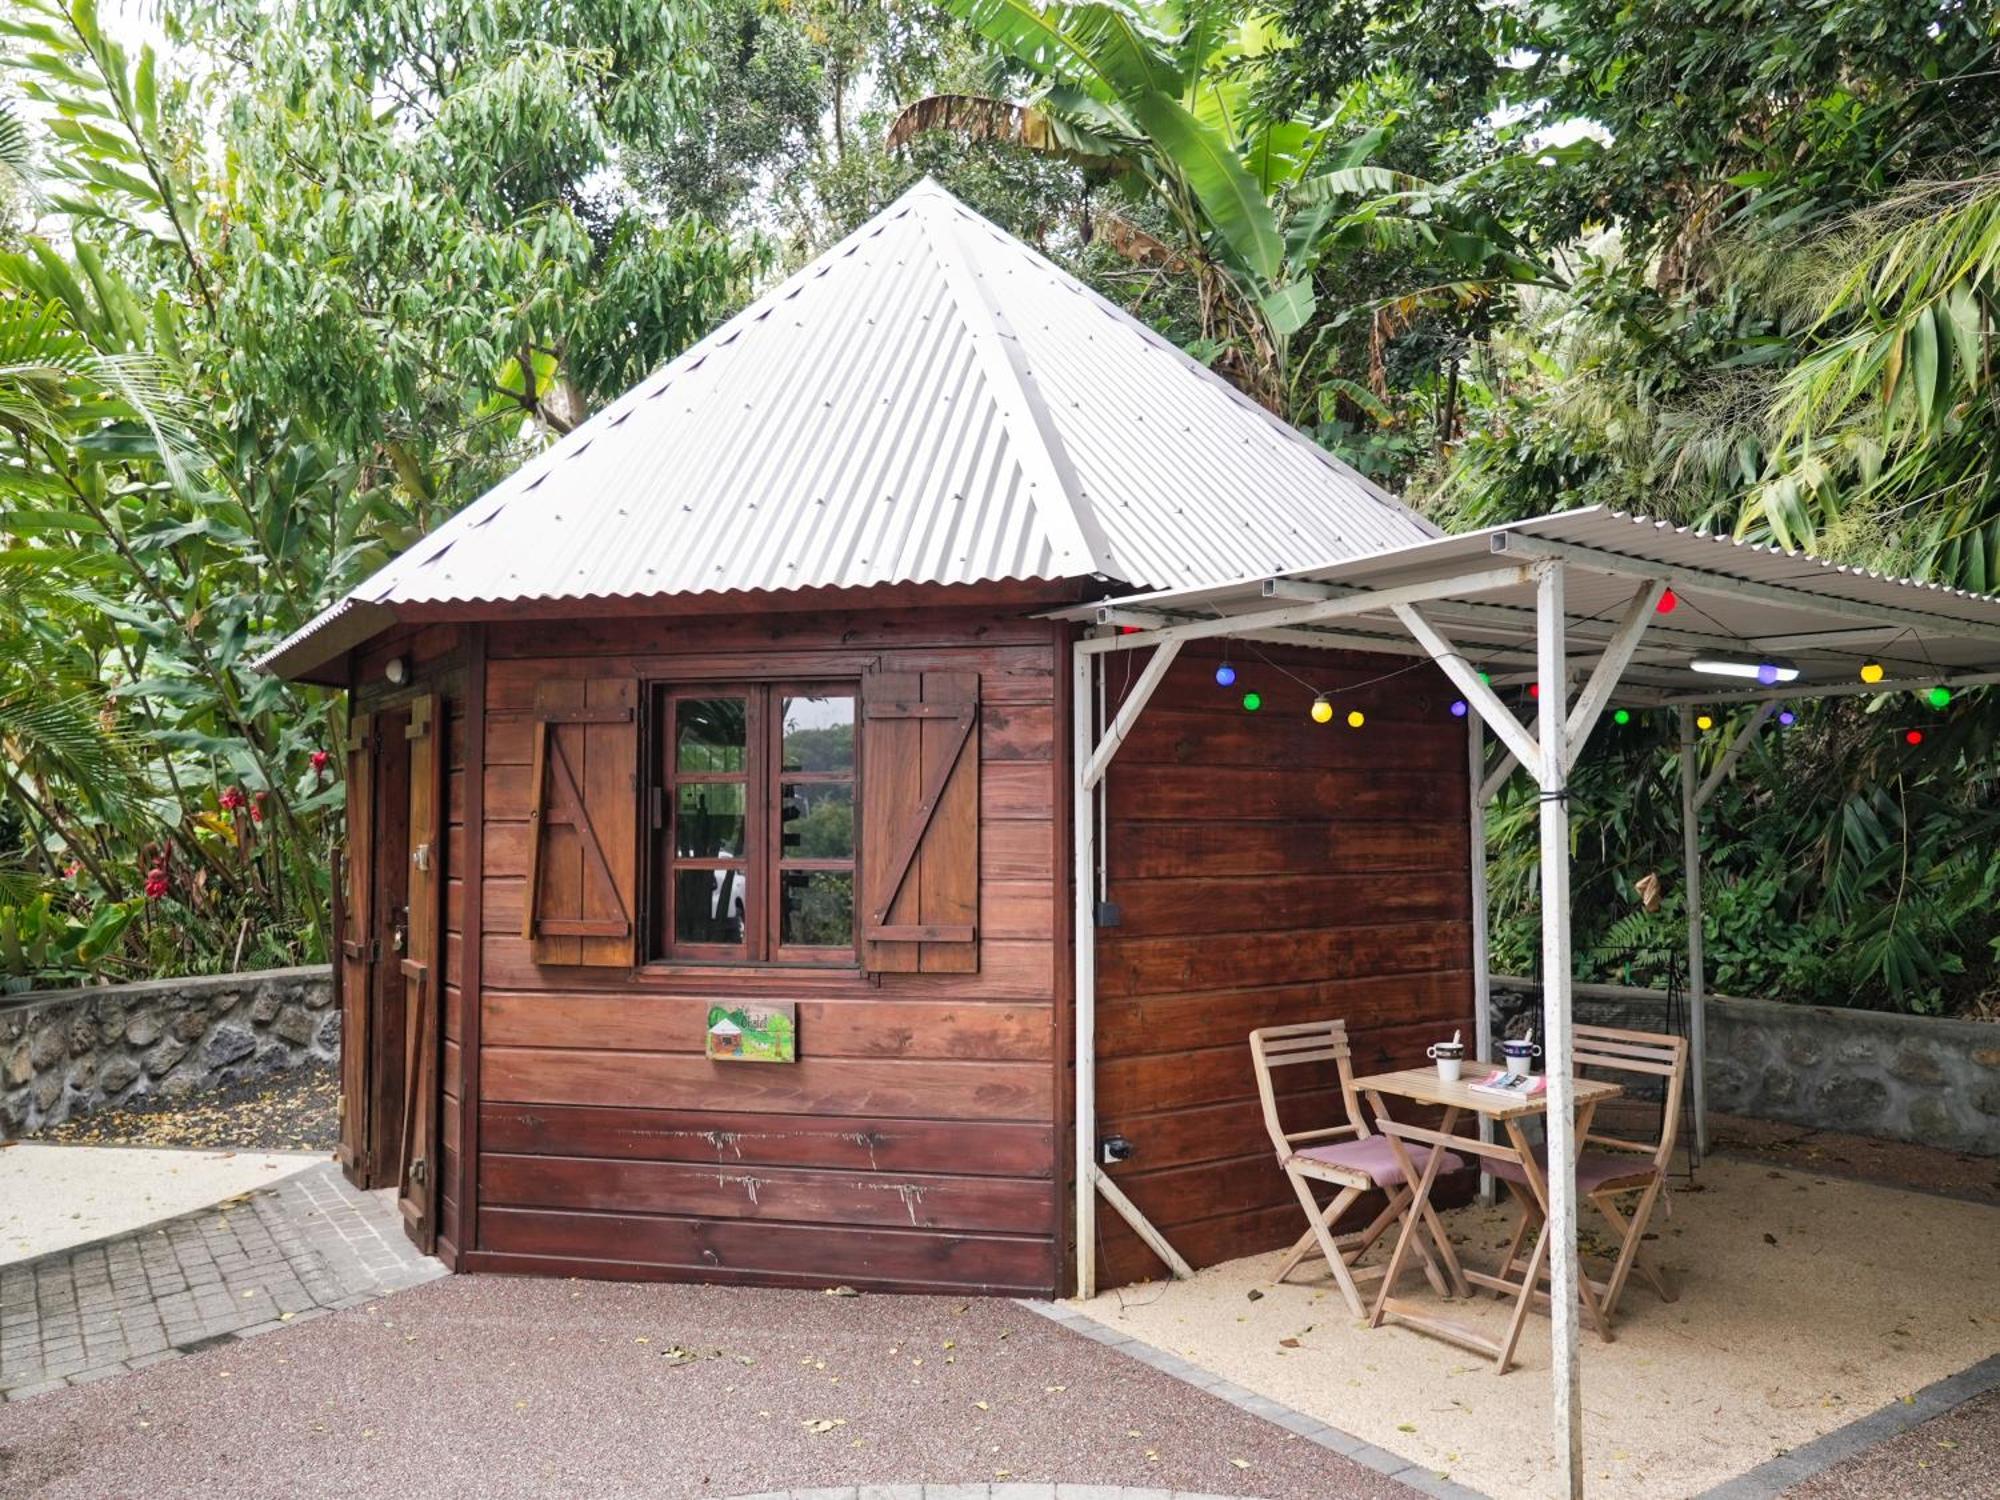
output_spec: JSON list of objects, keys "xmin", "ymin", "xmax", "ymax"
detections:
[{"xmin": 1468, "ymin": 1069, "xmax": 1548, "ymax": 1100}]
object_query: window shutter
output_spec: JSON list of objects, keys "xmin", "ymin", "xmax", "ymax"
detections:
[
  {"xmin": 860, "ymin": 669, "xmax": 980, "ymax": 973},
  {"xmin": 523, "ymin": 678, "xmax": 639, "ymax": 967}
]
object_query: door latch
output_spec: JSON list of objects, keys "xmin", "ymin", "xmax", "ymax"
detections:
[{"xmin": 411, "ymin": 841, "xmax": 432, "ymax": 873}]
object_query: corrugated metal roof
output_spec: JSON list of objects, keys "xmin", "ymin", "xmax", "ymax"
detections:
[
  {"xmin": 262, "ymin": 180, "xmax": 1433, "ymax": 679},
  {"xmin": 1061, "ymin": 510, "xmax": 2000, "ymax": 700}
]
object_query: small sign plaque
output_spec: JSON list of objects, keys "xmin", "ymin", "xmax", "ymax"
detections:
[{"xmin": 706, "ymin": 1002, "xmax": 797, "ymax": 1063}]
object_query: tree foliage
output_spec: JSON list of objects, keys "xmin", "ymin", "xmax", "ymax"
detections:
[
  {"xmin": 0, "ymin": 0, "xmax": 1994, "ymax": 1014},
  {"xmin": 0, "ymin": 0, "xmax": 753, "ymax": 986}
]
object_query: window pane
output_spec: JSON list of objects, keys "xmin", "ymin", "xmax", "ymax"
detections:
[
  {"xmin": 675, "ymin": 783, "xmax": 746, "ymax": 859},
  {"xmin": 781, "ymin": 871, "xmax": 853, "ymax": 948},
  {"xmin": 780, "ymin": 780, "xmax": 853, "ymax": 859},
  {"xmin": 676, "ymin": 697, "xmax": 747, "ymax": 773},
  {"xmin": 676, "ymin": 866, "xmax": 748, "ymax": 946},
  {"xmin": 781, "ymin": 694, "xmax": 855, "ymax": 772}
]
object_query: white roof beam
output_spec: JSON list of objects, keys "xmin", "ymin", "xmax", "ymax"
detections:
[
  {"xmin": 1082, "ymin": 562, "xmax": 1535, "ymax": 649},
  {"xmin": 1564, "ymin": 581, "xmax": 1667, "ymax": 770},
  {"xmin": 1661, "ymin": 669, "xmax": 2000, "ymax": 707},
  {"xmin": 1392, "ymin": 601, "xmax": 1544, "ymax": 780},
  {"xmin": 1492, "ymin": 531, "xmax": 2000, "ymax": 648},
  {"xmin": 1082, "ymin": 638, "xmax": 1182, "ymax": 790}
]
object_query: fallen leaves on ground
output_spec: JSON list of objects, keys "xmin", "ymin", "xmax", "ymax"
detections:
[{"xmin": 35, "ymin": 1061, "xmax": 339, "ymax": 1152}]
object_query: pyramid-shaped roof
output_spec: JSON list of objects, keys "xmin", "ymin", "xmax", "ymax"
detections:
[{"xmin": 264, "ymin": 180, "xmax": 1436, "ymax": 679}]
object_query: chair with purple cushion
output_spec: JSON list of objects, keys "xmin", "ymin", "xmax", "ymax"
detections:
[
  {"xmin": 1250, "ymin": 1019, "xmax": 1467, "ymax": 1316},
  {"xmin": 1489, "ymin": 1023, "xmax": 1686, "ymax": 1325}
]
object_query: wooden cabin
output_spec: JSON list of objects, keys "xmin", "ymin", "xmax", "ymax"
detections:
[{"xmin": 263, "ymin": 181, "xmax": 1474, "ymax": 1298}]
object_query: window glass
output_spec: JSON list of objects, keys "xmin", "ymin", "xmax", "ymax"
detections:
[
  {"xmin": 781, "ymin": 870, "xmax": 854, "ymax": 948},
  {"xmin": 780, "ymin": 694, "xmax": 855, "ymax": 772},
  {"xmin": 780, "ymin": 781, "xmax": 853, "ymax": 859},
  {"xmin": 676, "ymin": 698, "xmax": 748, "ymax": 773},
  {"xmin": 675, "ymin": 784, "xmax": 745, "ymax": 859},
  {"xmin": 655, "ymin": 682, "xmax": 858, "ymax": 964},
  {"xmin": 675, "ymin": 866, "xmax": 749, "ymax": 946}
]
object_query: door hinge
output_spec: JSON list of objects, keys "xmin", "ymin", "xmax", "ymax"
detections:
[
  {"xmin": 410, "ymin": 1157, "xmax": 427, "ymax": 1184},
  {"xmin": 649, "ymin": 785, "xmax": 664, "ymax": 830},
  {"xmin": 369, "ymin": 937, "xmax": 383, "ymax": 964}
]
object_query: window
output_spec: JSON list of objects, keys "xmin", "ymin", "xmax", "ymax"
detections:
[{"xmin": 652, "ymin": 684, "xmax": 857, "ymax": 964}]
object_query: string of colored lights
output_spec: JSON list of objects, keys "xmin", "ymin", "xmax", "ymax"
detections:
[{"xmin": 1200, "ymin": 578, "xmax": 1966, "ymax": 746}]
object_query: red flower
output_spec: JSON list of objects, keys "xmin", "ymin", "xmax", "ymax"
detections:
[
  {"xmin": 219, "ymin": 787, "xmax": 246, "ymax": 812},
  {"xmin": 64, "ymin": 862, "xmax": 81, "ymax": 881},
  {"xmin": 144, "ymin": 866, "xmax": 169, "ymax": 901},
  {"xmin": 310, "ymin": 750, "xmax": 330, "ymax": 772}
]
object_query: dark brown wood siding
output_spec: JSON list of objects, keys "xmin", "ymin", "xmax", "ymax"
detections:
[
  {"xmin": 351, "ymin": 624, "xmax": 471, "ymax": 1268},
  {"xmin": 464, "ymin": 607, "xmax": 1065, "ymax": 1295},
  {"xmin": 1091, "ymin": 641, "xmax": 1474, "ymax": 1289}
]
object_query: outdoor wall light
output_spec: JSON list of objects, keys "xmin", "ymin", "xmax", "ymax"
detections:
[
  {"xmin": 384, "ymin": 655, "xmax": 409, "ymax": 685},
  {"xmin": 1690, "ymin": 656, "xmax": 1799, "ymax": 683}
]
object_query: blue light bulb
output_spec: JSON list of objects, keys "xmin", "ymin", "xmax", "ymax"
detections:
[{"xmin": 1215, "ymin": 663, "xmax": 1236, "ymax": 687}]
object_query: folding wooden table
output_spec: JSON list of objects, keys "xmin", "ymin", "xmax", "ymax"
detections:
[{"xmin": 1349, "ymin": 1065, "xmax": 1623, "ymax": 1373}]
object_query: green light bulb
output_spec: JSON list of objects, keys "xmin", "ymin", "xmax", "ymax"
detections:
[
  {"xmin": 1927, "ymin": 685, "xmax": 1951, "ymax": 708},
  {"xmin": 1613, "ymin": 709, "xmax": 1630, "ymax": 725},
  {"xmin": 1242, "ymin": 691, "xmax": 1261, "ymax": 712}
]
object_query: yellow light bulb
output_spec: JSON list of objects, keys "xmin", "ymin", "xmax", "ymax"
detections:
[
  {"xmin": 1696, "ymin": 714, "xmax": 1714, "ymax": 732},
  {"xmin": 1347, "ymin": 709, "xmax": 1365, "ymax": 728},
  {"xmin": 1310, "ymin": 698, "xmax": 1333, "ymax": 724},
  {"xmin": 1859, "ymin": 662, "xmax": 1884, "ymax": 684}
]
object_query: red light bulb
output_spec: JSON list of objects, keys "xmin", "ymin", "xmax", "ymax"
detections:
[{"xmin": 1657, "ymin": 588, "xmax": 1678, "ymax": 614}]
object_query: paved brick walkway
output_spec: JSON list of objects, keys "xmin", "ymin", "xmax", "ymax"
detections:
[{"xmin": 0, "ymin": 1160, "xmax": 442, "ymax": 1401}]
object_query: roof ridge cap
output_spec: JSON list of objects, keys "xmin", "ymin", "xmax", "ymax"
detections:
[{"xmin": 910, "ymin": 191, "xmax": 1116, "ymax": 579}]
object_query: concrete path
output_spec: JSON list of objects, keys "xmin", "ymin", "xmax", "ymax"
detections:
[
  {"xmin": 0, "ymin": 1143, "xmax": 321, "ymax": 1264},
  {"xmin": 0, "ymin": 1160, "xmax": 443, "ymax": 1400}
]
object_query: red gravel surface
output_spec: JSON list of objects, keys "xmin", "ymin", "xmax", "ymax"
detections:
[
  {"xmin": 0, "ymin": 1275, "xmax": 1421, "ymax": 1500},
  {"xmin": 1782, "ymin": 1389, "xmax": 2000, "ymax": 1500}
]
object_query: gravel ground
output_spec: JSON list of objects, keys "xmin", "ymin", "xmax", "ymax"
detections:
[
  {"xmin": 1705, "ymin": 1113, "xmax": 2000, "ymax": 1206},
  {"xmin": 1782, "ymin": 1389, "xmax": 2000, "ymax": 1499},
  {"xmin": 0, "ymin": 1276, "xmax": 1422, "ymax": 1500},
  {"xmin": 33, "ymin": 1062, "xmax": 338, "ymax": 1154}
]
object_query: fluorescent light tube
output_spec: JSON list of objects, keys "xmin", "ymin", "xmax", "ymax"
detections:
[{"xmin": 1690, "ymin": 657, "xmax": 1799, "ymax": 683}]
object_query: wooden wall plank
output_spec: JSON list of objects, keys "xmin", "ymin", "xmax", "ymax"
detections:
[
  {"xmin": 481, "ymin": 993, "xmax": 1053, "ymax": 1060},
  {"xmin": 478, "ymin": 1209, "xmax": 1054, "ymax": 1294},
  {"xmin": 479, "ymin": 1103, "xmax": 1055, "ymax": 1177},
  {"xmin": 1107, "ymin": 819, "xmax": 1462, "ymax": 880},
  {"xmin": 482, "ymin": 1048, "xmax": 1051, "ymax": 1119},
  {"xmin": 1095, "ymin": 920, "xmax": 1468, "ymax": 1000},
  {"xmin": 481, "ymin": 1155, "xmax": 1055, "ymax": 1234}
]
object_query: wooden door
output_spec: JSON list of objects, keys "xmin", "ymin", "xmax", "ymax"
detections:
[
  {"xmin": 396, "ymin": 693, "xmax": 446, "ymax": 1253},
  {"xmin": 336, "ymin": 713, "xmax": 375, "ymax": 1185}
]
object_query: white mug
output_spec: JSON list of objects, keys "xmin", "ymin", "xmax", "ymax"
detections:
[
  {"xmin": 1502, "ymin": 1039, "xmax": 1542, "ymax": 1073},
  {"xmin": 1427, "ymin": 1042, "xmax": 1464, "ymax": 1082}
]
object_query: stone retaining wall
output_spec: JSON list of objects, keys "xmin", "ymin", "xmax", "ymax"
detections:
[
  {"xmin": 1, "ymin": 966, "xmax": 336, "ymax": 1139},
  {"xmin": 1493, "ymin": 981, "xmax": 2000, "ymax": 1156}
]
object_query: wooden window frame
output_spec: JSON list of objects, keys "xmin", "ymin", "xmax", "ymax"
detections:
[{"xmin": 648, "ymin": 679, "xmax": 860, "ymax": 969}]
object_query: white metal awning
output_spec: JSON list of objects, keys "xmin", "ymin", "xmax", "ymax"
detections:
[
  {"xmin": 1052, "ymin": 508, "xmax": 2000, "ymax": 703},
  {"xmin": 1061, "ymin": 508, "xmax": 2000, "ymax": 1499}
]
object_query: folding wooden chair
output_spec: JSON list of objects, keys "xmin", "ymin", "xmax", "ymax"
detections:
[
  {"xmin": 1489, "ymin": 1023, "xmax": 1687, "ymax": 1326},
  {"xmin": 1250, "ymin": 1020, "xmax": 1467, "ymax": 1317}
]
